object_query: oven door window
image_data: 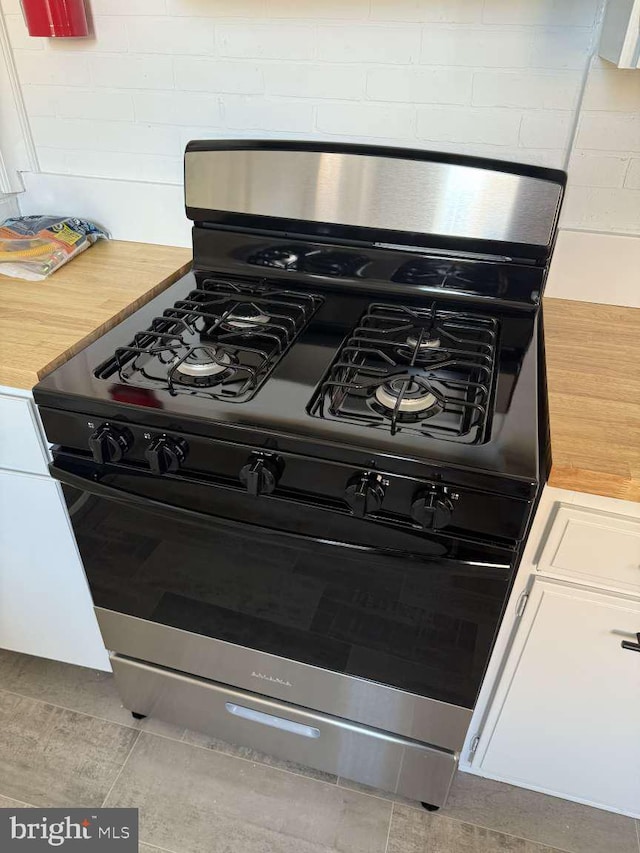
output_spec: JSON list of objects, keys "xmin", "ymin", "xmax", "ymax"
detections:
[{"xmin": 62, "ymin": 467, "xmax": 513, "ymax": 709}]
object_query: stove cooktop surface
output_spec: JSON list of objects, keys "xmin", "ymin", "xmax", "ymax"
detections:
[
  {"xmin": 34, "ymin": 252, "xmax": 542, "ymax": 484},
  {"xmin": 309, "ymin": 301, "xmax": 498, "ymax": 445},
  {"xmin": 95, "ymin": 278, "xmax": 322, "ymax": 403}
]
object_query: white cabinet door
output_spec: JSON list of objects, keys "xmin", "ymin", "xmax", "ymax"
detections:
[
  {"xmin": 476, "ymin": 579, "xmax": 640, "ymax": 817},
  {"xmin": 0, "ymin": 469, "xmax": 110, "ymax": 671}
]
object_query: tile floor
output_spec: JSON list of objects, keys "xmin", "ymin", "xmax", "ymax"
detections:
[{"xmin": 0, "ymin": 648, "xmax": 637, "ymax": 853}]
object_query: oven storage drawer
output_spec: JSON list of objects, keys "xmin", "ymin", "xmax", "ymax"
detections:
[{"xmin": 111, "ymin": 654, "xmax": 458, "ymax": 807}]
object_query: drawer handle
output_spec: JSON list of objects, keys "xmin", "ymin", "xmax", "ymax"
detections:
[
  {"xmin": 225, "ymin": 703, "xmax": 321, "ymax": 738},
  {"xmin": 621, "ymin": 633, "xmax": 640, "ymax": 653}
]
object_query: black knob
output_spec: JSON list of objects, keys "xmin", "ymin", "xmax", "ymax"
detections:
[
  {"xmin": 88, "ymin": 423, "xmax": 132, "ymax": 464},
  {"xmin": 239, "ymin": 453, "xmax": 283, "ymax": 496},
  {"xmin": 345, "ymin": 472, "xmax": 387, "ymax": 518},
  {"xmin": 621, "ymin": 632, "xmax": 640, "ymax": 653},
  {"xmin": 411, "ymin": 487, "xmax": 455, "ymax": 530},
  {"xmin": 145, "ymin": 435, "xmax": 188, "ymax": 475}
]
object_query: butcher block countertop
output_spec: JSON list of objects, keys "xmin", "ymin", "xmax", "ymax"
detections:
[
  {"xmin": 0, "ymin": 239, "xmax": 191, "ymax": 390},
  {"xmin": 544, "ymin": 298, "xmax": 640, "ymax": 503},
  {"xmin": 0, "ymin": 240, "xmax": 637, "ymax": 502}
]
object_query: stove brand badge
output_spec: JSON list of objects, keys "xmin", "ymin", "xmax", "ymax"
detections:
[
  {"xmin": 251, "ymin": 671, "xmax": 292, "ymax": 687},
  {"xmin": 0, "ymin": 809, "xmax": 138, "ymax": 851}
]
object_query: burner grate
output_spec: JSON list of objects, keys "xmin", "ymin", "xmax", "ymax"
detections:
[
  {"xmin": 95, "ymin": 278, "xmax": 322, "ymax": 402},
  {"xmin": 309, "ymin": 302, "xmax": 498, "ymax": 444}
]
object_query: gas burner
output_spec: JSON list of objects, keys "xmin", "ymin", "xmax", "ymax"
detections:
[
  {"xmin": 374, "ymin": 376, "xmax": 439, "ymax": 416},
  {"xmin": 300, "ymin": 250, "xmax": 368, "ymax": 278},
  {"xmin": 309, "ymin": 301, "xmax": 498, "ymax": 443},
  {"xmin": 392, "ymin": 258, "xmax": 477, "ymax": 289},
  {"xmin": 406, "ymin": 332, "xmax": 441, "ymax": 349},
  {"xmin": 247, "ymin": 245, "xmax": 369, "ymax": 278},
  {"xmin": 225, "ymin": 305, "xmax": 271, "ymax": 329},
  {"xmin": 248, "ymin": 246, "xmax": 301, "ymax": 270},
  {"xmin": 95, "ymin": 278, "xmax": 322, "ymax": 402},
  {"xmin": 173, "ymin": 348, "xmax": 233, "ymax": 378}
]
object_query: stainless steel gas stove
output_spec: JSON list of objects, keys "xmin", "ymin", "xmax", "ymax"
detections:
[{"xmin": 34, "ymin": 141, "xmax": 565, "ymax": 809}]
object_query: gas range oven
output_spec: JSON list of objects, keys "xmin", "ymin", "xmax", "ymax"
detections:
[{"xmin": 34, "ymin": 141, "xmax": 565, "ymax": 809}]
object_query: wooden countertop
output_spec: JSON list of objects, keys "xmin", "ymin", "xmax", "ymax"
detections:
[
  {"xmin": 0, "ymin": 241, "xmax": 637, "ymax": 502},
  {"xmin": 0, "ymin": 239, "xmax": 191, "ymax": 390},
  {"xmin": 544, "ymin": 298, "xmax": 640, "ymax": 502}
]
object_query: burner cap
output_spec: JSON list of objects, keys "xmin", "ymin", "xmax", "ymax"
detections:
[
  {"xmin": 253, "ymin": 247, "xmax": 299, "ymax": 269},
  {"xmin": 375, "ymin": 377, "xmax": 437, "ymax": 413},
  {"xmin": 175, "ymin": 349, "xmax": 232, "ymax": 377},
  {"xmin": 406, "ymin": 332, "xmax": 441, "ymax": 349},
  {"xmin": 226, "ymin": 304, "xmax": 271, "ymax": 329}
]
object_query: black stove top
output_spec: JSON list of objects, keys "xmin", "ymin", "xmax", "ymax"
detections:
[
  {"xmin": 95, "ymin": 278, "xmax": 322, "ymax": 403},
  {"xmin": 34, "ymin": 232, "xmax": 543, "ymax": 493},
  {"xmin": 309, "ymin": 302, "xmax": 498, "ymax": 444}
]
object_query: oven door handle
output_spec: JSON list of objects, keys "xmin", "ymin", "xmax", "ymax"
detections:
[{"xmin": 49, "ymin": 462, "xmax": 512, "ymax": 570}]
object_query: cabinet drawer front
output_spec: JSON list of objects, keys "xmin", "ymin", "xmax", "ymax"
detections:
[
  {"xmin": 0, "ymin": 393, "xmax": 48, "ymax": 475},
  {"xmin": 537, "ymin": 504, "xmax": 640, "ymax": 593},
  {"xmin": 111, "ymin": 655, "xmax": 458, "ymax": 807}
]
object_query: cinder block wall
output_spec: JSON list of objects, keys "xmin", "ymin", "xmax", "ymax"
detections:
[{"xmin": 3, "ymin": 0, "xmax": 639, "ymax": 235}]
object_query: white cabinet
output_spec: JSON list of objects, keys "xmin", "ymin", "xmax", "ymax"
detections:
[
  {"xmin": 599, "ymin": 0, "xmax": 640, "ymax": 68},
  {"xmin": 475, "ymin": 579, "xmax": 640, "ymax": 816},
  {"xmin": 0, "ymin": 469, "xmax": 109, "ymax": 669},
  {"xmin": 537, "ymin": 503, "xmax": 640, "ymax": 595},
  {"xmin": 466, "ymin": 488, "xmax": 640, "ymax": 818},
  {"xmin": 0, "ymin": 386, "xmax": 109, "ymax": 671},
  {"xmin": 0, "ymin": 392, "xmax": 49, "ymax": 475}
]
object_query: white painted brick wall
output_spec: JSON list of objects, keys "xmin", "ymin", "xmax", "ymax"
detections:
[
  {"xmin": 472, "ymin": 70, "xmax": 582, "ymax": 109},
  {"xmin": 2, "ymin": 0, "xmax": 639, "ymax": 235},
  {"xmin": 566, "ymin": 59, "xmax": 640, "ymax": 234},
  {"xmin": 369, "ymin": 1, "xmax": 483, "ymax": 24},
  {"xmin": 173, "ymin": 58, "xmax": 263, "ymax": 93},
  {"xmin": 127, "ymin": 18, "xmax": 214, "ymax": 56},
  {"xmin": 417, "ymin": 106, "xmax": 521, "ymax": 146},
  {"xmin": 625, "ymin": 159, "xmax": 640, "ymax": 190},
  {"xmin": 265, "ymin": 64, "xmax": 365, "ymax": 99},
  {"xmin": 366, "ymin": 67, "xmax": 472, "ymax": 104}
]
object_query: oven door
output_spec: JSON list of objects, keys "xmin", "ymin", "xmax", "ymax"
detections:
[{"xmin": 52, "ymin": 453, "xmax": 515, "ymax": 747}]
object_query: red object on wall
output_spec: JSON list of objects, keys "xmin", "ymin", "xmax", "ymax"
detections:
[{"xmin": 22, "ymin": 0, "xmax": 89, "ymax": 38}]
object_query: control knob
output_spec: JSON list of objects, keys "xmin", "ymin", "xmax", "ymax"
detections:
[
  {"xmin": 344, "ymin": 471, "xmax": 387, "ymax": 518},
  {"xmin": 88, "ymin": 423, "xmax": 132, "ymax": 464},
  {"xmin": 145, "ymin": 435, "xmax": 188, "ymax": 475},
  {"xmin": 411, "ymin": 487, "xmax": 456, "ymax": 530},
  {"xmin": 239, "ymin": 453, "xmax": 283, "ymax": 496}
]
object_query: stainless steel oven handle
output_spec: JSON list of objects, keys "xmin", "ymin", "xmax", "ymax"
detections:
[
  {"xmin": 224, "ymin": 703, "xmax": 321, "ymax": 738},
  {"xmin": 49, "ymin": 462, "xmax": 511, "ymax": 570}
]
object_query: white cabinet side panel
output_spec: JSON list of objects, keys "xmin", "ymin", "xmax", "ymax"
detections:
[
  {"xmin": 0, "ymin": 470, "xmax": 110, "ymax": 670},
  {"xmin": 0, "ymin": 392, "xmax": 49, "ymax": 476}
]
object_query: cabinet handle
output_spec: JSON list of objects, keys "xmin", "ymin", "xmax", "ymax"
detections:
[{"xmin": 621, "ymin": 632, "xmax": 640, "ymax": 653}]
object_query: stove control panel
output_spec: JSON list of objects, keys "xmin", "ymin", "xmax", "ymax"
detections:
[
  {"xmin": 344, "ymin": 471, "xmax": 388, "ymax": 518},
  {"xmin": 88, "ymin": 423, "xmax": 132, "ymax": 464},
  {"xmin": 410, "ymin": 486, "xmax": 458, "ymax": 531},
  {"xmin": 40, "ymin": 408, "xmax": 530, "ymax": 542},
  {"xmin": 145, "ymin": 435, "xmax": 188, "ymax": 475},
  {"xmin": 239, "ymin": 452, "xmax": 283, "ymax": 496}
]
